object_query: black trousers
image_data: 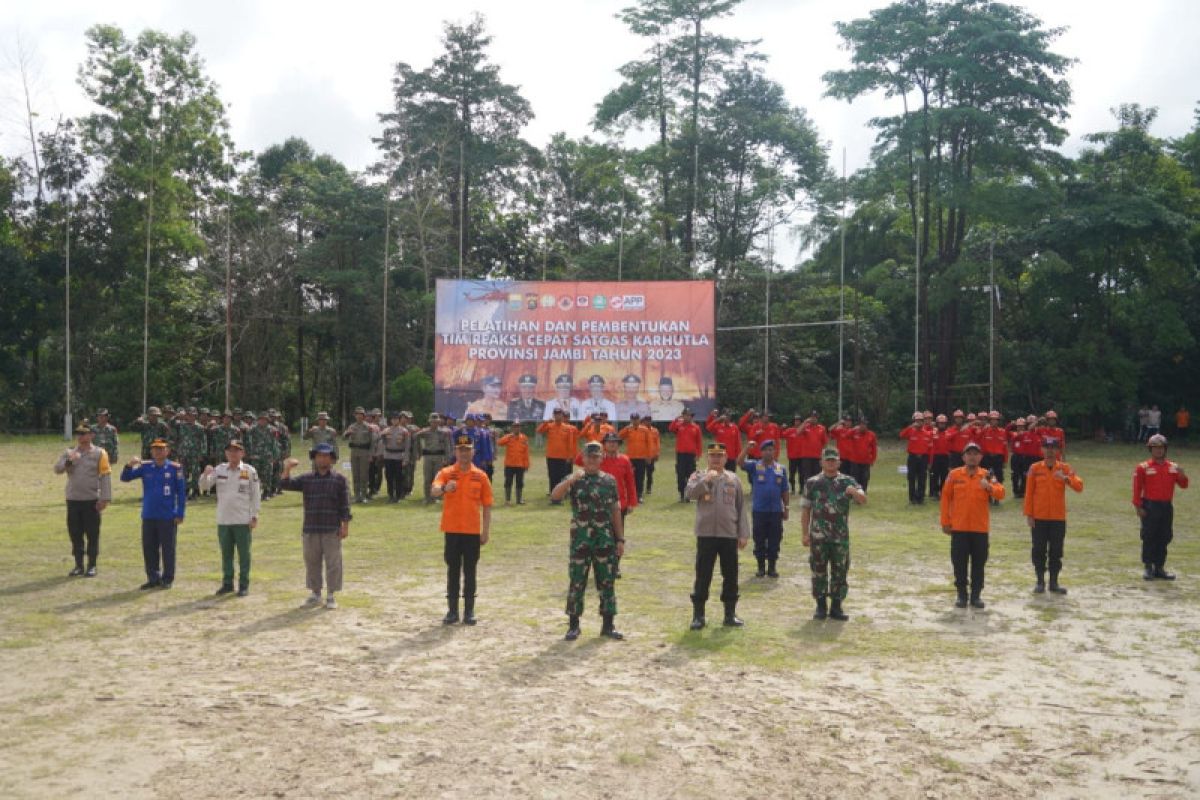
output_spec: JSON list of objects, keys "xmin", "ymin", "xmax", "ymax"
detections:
[
  {"xmin": 949, "ymin": 452, "xmax": 964, "ymax": 469},
  {"xmin": 950, "ymin": 532, "xmax": 989, "ymax": 594},
  {"xmin": 800, "ymin": 457, "xmax": 821, "ymax": 488},
  {"xmin": 1010, "ymin": 454, "xmax": 1029, "ymax": 497},
  {"xmin": 66, "ymin": 500, "xmax": 101, "ymax": 566},
  {"xmin": 142, "ymin": 518, "xmax": 178, "ymax": 583},
  {"xmin": 1031, "ymin": 519, "xmax": 1066, "ymax": 578},
  {"xmin": 645, "ymin": 460, "xmax": 655, "ymax": 493},
  {"xmin": 788, "ymin": 459, "xmax": 803, "ymax": 493},
  {"xmin": 693, "ymin": 537, "xmax": 739, "ymax": 605},
  {"xmin": 1140, "ymin": 500, "xmax": 1174, "ymax": 567},
  {"xmin": 631, "ymin": 458, "xmax": 648, "ymax": 499},
  {"xmin": 676, "ymin": 453, "xmax": 697, "ymax": 498},
  {"xmin": 369, "ymin": 459, "xmax": 383, "ymax": 494},
  {"xmin": 752, "ymin": 511, "xmax": 783, "ymax": 562},
  {"xmin": 444, "ymin": 533, "xmax": 481, "ymax": 601},
  {"xmin": 906, "ymin": 453, "xmax": 928, "ymax": 502},
  {"xmin": 504, "ymin": 466, "xmax": 526, "ymax": 500},
  {"xmin": 547, "ymin": 458, "xmax": 571, "ymax": 494},
  {"xmin": 384, "ymin": 459, "xmax": 405, "ymax": 500},
  {"xmin": 982, "ymin": 453, "xmax": 1005, "ymax": 484},
  {"xmin": 929, "ymin": 454, "xmax": 949, "ymax": 498}
]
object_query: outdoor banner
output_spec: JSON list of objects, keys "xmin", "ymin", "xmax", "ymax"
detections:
[{"xmin": 434, "ymin": 279, "xmax": 716, "ymax": 422}]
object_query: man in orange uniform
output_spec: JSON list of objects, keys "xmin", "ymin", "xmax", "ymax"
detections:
[
  {"xmin": 619, "ymin": 414, "xmax": 655, "ymax": 502},
  {"xmin": 900, "ymin": 411, "xmax": 933, "ymax": 504},
  {"xmin": 1009, "ymin": 417, "xmax": 1042, "ymax": 499},
  {"xmin": 537, "ymin": 409, "xmax": 579, "ymax": 503},
  {"xmin": 644, "ymin": 416, "xmax": 661, "ymax": 496},
  {"xmin": 497, "ymin": 422, "xmax": 531, "ymax": 505},
  {"xmin": 940, "ymin": 441, "xmax": 1006, "ymax": 609},
  {"xmin": 431, "ymin": 436, "xmax": 493, "ymax": 625},
  {"xmin": 580, "ymin": 413, "xmax": 616, "ymax": 444},
  {"xmin": 947, "ymin": 410, "xmax": 967, "ymax": 469},
  {"xmin": 1023, "ymin": 438, "xmax": 1083, "ymax": 594},
  {"xmin": 706, "ymin": 409, "xmax": 742, "ymax": 472},
  {"xmin": 669, "ymin": 409, "xmax": 703, "ymax": 502},
  {"xmin": 1133, "ymin": 434, "xmax": 1189, "ymax": 581}
]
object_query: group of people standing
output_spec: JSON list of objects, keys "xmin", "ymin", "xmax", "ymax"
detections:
[{"xmin": 50, "ymin": 399, "xmax": 1190, "ymax": 635}]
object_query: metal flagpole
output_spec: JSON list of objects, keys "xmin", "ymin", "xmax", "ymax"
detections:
[
  {"xmin": 764, "ymin": 221, "xmax": 774, "ymax": 413},
  {"xmin": 838, "ymin": 147, "xmax": 847, "ymax": 420},
  {"xmin": 381, "ymin": 180, "xmax": 392, "ymax": 409},
  {"xmin": 988, "ymin": 238, "xmax": 995, "ymax": 410},
  {"xmin": 224, "ymin": 182, "xmax": 233, "ymax": 414},
  {"xmin": 913, "ymin": 163, "xmax": 921, "ymax": 414},
  {"xmin": 142, "ymin": 140, "xmax": 155, "ymax": 415},
  {"xmin": 64, "ymin": 129, "xmax": 73, "ymax": 439}
]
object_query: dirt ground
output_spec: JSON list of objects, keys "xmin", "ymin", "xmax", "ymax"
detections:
[{"xmin": 1, "ymin": 438, "xmax": 1197, "ymax": 799}]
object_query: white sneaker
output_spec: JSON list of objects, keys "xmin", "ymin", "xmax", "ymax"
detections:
[
  {"xmin": 305, "ymin": 592, "xmax": 322, "ymax": 605},
  {"xmin": 325, "ymin": 595, "xmax": 337, "ymax": 610}
]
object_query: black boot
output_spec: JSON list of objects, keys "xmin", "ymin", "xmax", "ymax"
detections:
[
  {"xmin": 1144, "ymin": 564, "xmax": 1156, "ymax": 581},
  {"xmin": 722, "ymin": 600, "xmax": 744, "ymax": 627},
  {"xmin": 1048, "ymin": 572, "xmax": 1067, "ymax": 594},
  {"xmin": 516, "ymin": 488, "xmax": 524, "ymax": 505},
  {"xmin": 504, "ymin": 489, "xmax": 512, "ymax": 504},
  {"xmin": 766, "ymin": 559, "xmax": 779, "ymax": 578},
  {"xmin": 463, "ymin": 597, "xmax": 477, "ymax": 626},
  {"xmin": 955, "ymin": 590, "xmax": 968, "ymax": 608},
  {"xmin": 443, "ymin": 597, "xmax": 459, "ymax": 625},
  {"xmin": 1154, "ymin": 565, "xmax": 1176, "ymax": 581},
  {"xmin": 600, "ymin": 613, "xmax": 624, "ymax": 640},
  {"xmin": 969, "ymin": 593, "xmax": 986, "ymax": 609},
  {"xmin": 755, "ymin": 559, "xmax": 766, "ymax": 578},
  {"xmin": 813, "ymin": 595, "xmax": 828, "ymax": 620},
  {"xmin": 69, "ymin": 560, "xmax": 85, "ymax": 577},
  {"xmin": 829, "ymin": 598, "xmax": 849, "ymax": 621},
  {"xmin": 1033, "ymin": 571, "xmax": 1046, "ymax": 593},
  {"xmin": 689, "ymin": 595, "xmax": 706, "ymax": 630},
  {"xmin": 565, "ymin": 615, "xmax": 580, "ymax": 641}
]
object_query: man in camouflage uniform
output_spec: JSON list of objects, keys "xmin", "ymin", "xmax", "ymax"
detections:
[
  {"xmin": 271, "ymin": 409, "xmax": 292, "ymax": 497},
  {"xmin": 343, "ymin": 406, "xmax": 376, "ymax": 503},
  {"xmin": 130, "ymin": 406, "xmax": 173, "ymax": 459},
  {"xmin": 244, "ymin": 412, "xmax": 280, "ymax": 503},
  {"xmin": 551, "ymin": 440, "xmax": 626, "ymax": 641},
  {"xmin": 800, "ymin": 447, "xmax": 868, "ymax": 622},
  {"xmin": 174, "ymin": 407, "xmax": 209, "ymax": 499},
  {"xmin": 91, "ymin": 408, "xmax": 120, "ymax": 463},
  {"xmin": 416, "ymin": 413, "xmax": 454, "ymax": 504},
  {"xmin": 208, "ymin": 411, "xmax": 241, "ymax": 494}
]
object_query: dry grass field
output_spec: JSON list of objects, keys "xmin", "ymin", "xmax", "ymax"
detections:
[{"xmin": 1, "ymin": 435, "xmax": 1196, "ymax": 798}]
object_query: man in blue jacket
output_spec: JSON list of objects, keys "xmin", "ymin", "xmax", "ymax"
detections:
[{"xmin": 121, "ymin": 438, "xmax": 187, "ymax": 589}]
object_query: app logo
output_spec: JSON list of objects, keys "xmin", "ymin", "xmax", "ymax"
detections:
[
  {"xmin": 610, "ymin": 295, "xmax": 624, "ymax": 310},
  {"xmin": 592, "ymin": 295, "xmax": 608, "ymax": 310},
  {"xmin": 558, "ymin": 295, "xmax": 574, "ymax": 310},
  {"xmin": 621, "ymin": 295, "xmax": 646, "ymax": 311},
  {"xmin": 576, "ymin": 295, "xmax": 590, "ymax": 308},
  {"xmin": 541, "ymin": 294, "xmax": 556, "ymax": 308}
]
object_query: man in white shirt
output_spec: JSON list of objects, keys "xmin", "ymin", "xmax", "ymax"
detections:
[
  {"xmin": 578, "ymin": 374, "xmax": 617, "ymax": 419},
  {"xmin": 199, "ymin": 440, "xmax": 261, "ymax": 596},
  {"xmin": 542, "ymin": 373, "xmax": 581, "ymax": 421}
]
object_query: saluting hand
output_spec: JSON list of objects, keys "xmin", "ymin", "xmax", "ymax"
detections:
[
  {"xmin": 203, "ymin": 464, "xmax": 215, "ymax": 476},
  {"xmin": 127, "ymin": 457, "xmax": 142, "ymax": 469}
]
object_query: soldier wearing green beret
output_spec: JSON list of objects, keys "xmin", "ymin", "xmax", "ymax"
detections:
[{"xmin": 90, "ymin": 408, "xmax": 120, "ymax": 463}]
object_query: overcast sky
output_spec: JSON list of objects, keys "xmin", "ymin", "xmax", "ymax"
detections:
[{"xmin": 2, "ymin": 0, "xmax": 1198, "ymax": 179}]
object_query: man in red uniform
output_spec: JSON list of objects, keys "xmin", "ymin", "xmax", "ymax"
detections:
[
  {"xmin": 1133, "ymin": 434, "xmax": 1189, "ymax": 580},
  {"xmin": 1008, "ymin": 417, "xmax": 1042, "ymax": 499},
  {"xmin": 747, "ymin": 411, "xmax": 782, "ymax": 462},
  {"xmin": 706, "ymin": 409, "xmax": 742, "ymax": 472},
  {"xmin": 781, "ymin": 413, "xmax": 807, "ymax": 494},
  {"xmin": 900, "ymin": 411, "xmax": 933, "ymax": 504},
  {"xmin": 980, "ymin": 411, "xmax": 1009, "ymax": 501},
  {"xmin": 829, "ymin": 414, "xmax": 855, "ymax": 470},
  {"xmin": 1037, "ymin": 410, "xmax": 1066, "ymax": 453},
  {"xmin": 929, "ymin": 414, "xmax": 952, "ymax": 500},
  {"xmin": 783, "ymin": 410, "xmax": 827, "ymax": 494},
  {"xmin": 848, "ymin": 418, "xmax": 878, "ymax": 491},
  {"xmin": 948, "ymin": 410, "xmax": 967, "ymax": 468},
  {"xmin": 669, "ymin": 408, "xmax": 703, "ymax": 503}
]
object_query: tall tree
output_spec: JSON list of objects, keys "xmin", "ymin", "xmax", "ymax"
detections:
[
  {"xmin": 378, "ymin": 15, "xmax": 533, "ymax": 275},
  {"xmin": 824, "ymin": 0, "xmax": 1072, "ymax": 408}
]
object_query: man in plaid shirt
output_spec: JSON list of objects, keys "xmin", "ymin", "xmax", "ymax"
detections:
[{"xmin": 281, "ymin": 442, "xmax": 352, "ymax": 609}]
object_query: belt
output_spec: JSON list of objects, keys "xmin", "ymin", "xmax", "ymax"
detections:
[
  {"xmin": 349, "ymin": 444, "xmax": 370, "ymax": 449},
  {"xmin": 423, "ymin": 450, "xmax": 445, "ymax": 456}
]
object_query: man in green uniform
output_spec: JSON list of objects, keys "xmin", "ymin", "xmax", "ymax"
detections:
[
  {"xmin": 800, "ymin": 447, "xmax": 867, "ymax": 621},
  {"xmin": 208, "ymin": 411, "xmax": 240, "ymax": 495},
  {"xmin": 244, "ymin": 412, "xmax": 280, "ymax": 503},
  {"xmin": 90, "ymin": 408, "xmax": 120, "ymax": 463},
  {"xmin": 130, "ymin": 406, "xmax": 173, "ymax": 459},
  {"xmin": 174, "ymin": 407, "xmax": 208, "ymax": 499},
  {"xmin": 343, "ymin": 406, "xmax": 375, "ymax": 503},
  {"xmin": 269, "ymin": 409, "xmax": 291, "ymax": 497},
  {"xmin": 416, "ymin": 413, "xmax": 454, "ymax": 503},
  {"xmin": 304, "ymin": 411, "xmax": 339, "ymax": 465},
  {"xmin": 551, "ymin": 440, "xmax": 626, "ymax": 641}
]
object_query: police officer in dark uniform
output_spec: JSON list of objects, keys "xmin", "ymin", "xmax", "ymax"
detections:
[{"xmin": 507, "ymin": 374, "xmax": 545, "ymax": 422}]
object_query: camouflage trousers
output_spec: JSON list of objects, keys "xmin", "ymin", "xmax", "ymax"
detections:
[
  {"xmin": 809, "ymin": 537, "xmax": 850, "ymax": 601},
  {"xmin": 566, "ymin": 527, "xmax": 618, "ymax": 617},
  {"xmin": 180, "ymin": 457, "xmax": 203, "ymax": 496},
  {"xmin": 248, "ymin": 458, "xmax": 275, "ymax": 495}
]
